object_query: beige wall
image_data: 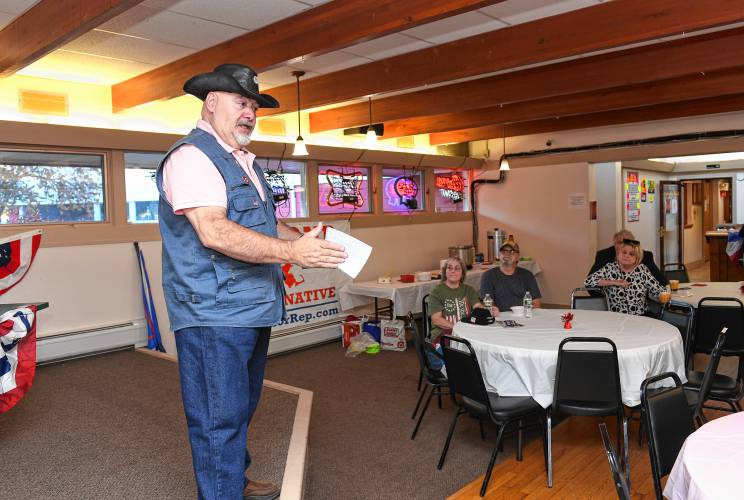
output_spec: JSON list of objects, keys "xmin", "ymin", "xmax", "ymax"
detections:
[
  {"xmin": 3, "ymin": 222, "xmax": 470, "ymax": 354},
  {"xmin": 475, "ymin": 163, "xmax": 594, "ymax": 306},
  {"xmin": 352, "ymin": 221, "xmax": 471, "ymax": 282},
  {"xmin": 6, "ymin": 242, "xmax": 151, "ymax": 335}
]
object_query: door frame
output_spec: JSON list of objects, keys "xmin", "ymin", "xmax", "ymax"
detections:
[{"xmin": 659, "ymin": 180, "xmax": 683, "ymax": 269}]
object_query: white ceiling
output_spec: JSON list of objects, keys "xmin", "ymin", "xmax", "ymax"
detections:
[{"xmin": 3, "ymin": 0, "xmax": 606, "ymax": 86}]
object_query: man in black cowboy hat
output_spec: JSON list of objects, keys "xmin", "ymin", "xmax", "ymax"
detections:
[{"xmin": 155, "ymin": 64, "xmax": 346, "ymax": 500}]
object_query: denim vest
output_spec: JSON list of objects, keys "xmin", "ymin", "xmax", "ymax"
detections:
[{"xmin": 156, "ymin": 128, "xmax": 285, "ymax": 331}]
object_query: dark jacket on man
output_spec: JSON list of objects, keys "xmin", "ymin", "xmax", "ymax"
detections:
[{"xmin": 588, "ymin": 246, "xmax": 668, "ymax": 285}]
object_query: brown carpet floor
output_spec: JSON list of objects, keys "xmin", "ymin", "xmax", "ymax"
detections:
[
  {"xmin": 0, "ymin": 350, "xmax": 295, "ymax": 499},
  {"xmin": 266, "ymin": 341, "xmax": 538, "ymax": 500}
]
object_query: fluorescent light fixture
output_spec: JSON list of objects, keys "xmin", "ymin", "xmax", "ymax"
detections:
[{"xmin": 649, "ymin": 152, "xmax": 744, "ymax": 164}]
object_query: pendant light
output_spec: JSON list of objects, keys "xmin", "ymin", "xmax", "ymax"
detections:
[
  {"xmin": 364, "ymin": 96, "xmax": 377, "ymax": 146},
  {"xmin": 499, "ymin": 124, "xmax": 510, "ymax": 171},
  {"xmin": 291, "ymin": 70, "xmax": 308, "ymax": 156}
]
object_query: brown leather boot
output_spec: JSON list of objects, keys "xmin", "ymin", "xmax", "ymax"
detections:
[{"xmin": 244, "ymin": 479, "xmax": 281, "ymax": 500}]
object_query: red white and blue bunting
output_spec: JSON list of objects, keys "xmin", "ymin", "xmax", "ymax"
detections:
[{"xmin": 0, "ymin": 229, "xmax": 42, "ymax": 295}]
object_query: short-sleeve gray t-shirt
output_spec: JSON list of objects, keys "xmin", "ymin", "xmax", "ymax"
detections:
[{"xmin": 479, "ymin": 267, "xmax": 541, "ymax": 310}]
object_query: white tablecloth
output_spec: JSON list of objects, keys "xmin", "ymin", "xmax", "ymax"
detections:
[
  {"xmin": 669, "ymin": 281, "xmax": 744, "ymax": 307},
  {"xmin": 452, "ymin": 309, "xmax": 686, "ymax": 408},
  {"xmin": 338, "ymin": 261, "xmax": 541, "ymax": 317},
  {"xmin": 664, "ymin": 412, "xmax": 744, "ymax": 500}
]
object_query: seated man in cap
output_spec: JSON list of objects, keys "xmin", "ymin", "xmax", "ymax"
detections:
[
  {"xmin": 480, "ymin": 241, "xmax": 542, "ymax": 312},
  {"xmin": 157, "ymin": 64, "xmax": 346, "ymax": 500}
]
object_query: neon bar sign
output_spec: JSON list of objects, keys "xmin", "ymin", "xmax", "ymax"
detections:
[{"xmin": 435, "ymin": 173, "xmax": 464, "ymax": 202}]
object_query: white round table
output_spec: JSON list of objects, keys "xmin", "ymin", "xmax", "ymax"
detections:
[
  {"xmin": 664, "ymin": 411, "xmax": 744, "ymax": 500},
  {"xmin": 452, "ymin": 309, "xmax": 686, "ymax": 408},
  {"xmin": 668, "ymin": 281, "xmax": 744, "ymax": 307}
]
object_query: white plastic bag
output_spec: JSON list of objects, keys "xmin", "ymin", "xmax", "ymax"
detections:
[
  {"xmin": 381, "ymin": 319, "xmax": 406, "ymax": 351},
  {"xmin": 345, "ymin": 332, "xmax": 376, "ymax": 357}
]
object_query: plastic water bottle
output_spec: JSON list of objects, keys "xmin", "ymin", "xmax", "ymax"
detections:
[
  {"xmin": 523, "ymin": 291, "xmax": 533, "ymax": 318},
  {"xmin": 483, "ymin": 293, "xmax": 493, "ymax": 311}
]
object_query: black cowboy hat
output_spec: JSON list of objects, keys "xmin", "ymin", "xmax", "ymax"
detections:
[{"xmin": 183, "ymin": 64, "xmax": 279, "ymax": 108}]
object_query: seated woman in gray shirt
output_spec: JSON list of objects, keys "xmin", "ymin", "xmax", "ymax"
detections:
[{"xmin": 480, "ymin": 241, "xmax": 542, "ymax": 313}]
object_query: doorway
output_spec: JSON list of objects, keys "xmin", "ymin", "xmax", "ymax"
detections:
[{"xmin": 679, "ymin": 177, "xmax": 733, "ymax": 281}]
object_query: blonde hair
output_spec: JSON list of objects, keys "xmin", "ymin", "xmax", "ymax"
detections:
[
  {"xmin": 620, "ymin": 240, "xmax": 643, "ymax": 266},
  {"xmin": 613, "ymin": 229, "xmax": 635, "ymax": 242},
  {"xmin": 441, "ymin": 257, "xmax": 467, "ymax": 285}
]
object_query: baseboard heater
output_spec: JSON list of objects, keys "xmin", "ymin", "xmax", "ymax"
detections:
[
  {"xmin": 268, "ymin": 318, "xmax": 342, "ymax": 356},
  {"xmin": 37, "ymin": 319, "xmax": 148, "ymax": 365}
]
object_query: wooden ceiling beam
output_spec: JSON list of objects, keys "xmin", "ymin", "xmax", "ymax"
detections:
[
  {"xmin": 309, "ymin": 26, "xmax": 744, "ymax": 131},
  {"xmin": 427, "ymin": 93, "xmax": 744, "ymax": 145},
  {"xmin": 110, "ymin": 0, "xmax": 504, "ymax": 111},
  {"xmin": 381, "ymin": 66, "xmax": 744, "ymax": 138},
  {"xmin": 269, "ymin": 0, "xmax": 744, "ymax": 117},
  {"xmin": 0, "ymin": 0, "xmax": 145, "ymax": 77}
]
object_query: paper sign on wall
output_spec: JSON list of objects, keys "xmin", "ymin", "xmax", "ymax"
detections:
[
  {"xmin": 568, "ymin": 193, "xmax": 587, "ymax": 209},
  {"xmin": 626, "ymin": 171, "xmax": 640, "ymax": 222}
]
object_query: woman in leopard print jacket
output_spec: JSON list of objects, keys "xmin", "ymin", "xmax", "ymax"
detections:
[{"xmin": 584, "ymin": 239, "xmax": 665, "ymax": 315}]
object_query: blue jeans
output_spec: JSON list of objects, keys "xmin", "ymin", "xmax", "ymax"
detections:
[
  {"xmin": 427, "ymin": 344, "xmax": 445, "ymax": 371},
  {"xmin": 175, "ymin": 326, "xmax": 271, "ymax": 500}
]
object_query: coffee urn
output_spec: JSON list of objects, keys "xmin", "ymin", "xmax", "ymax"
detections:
[
  {"xmin": 486, "ymin": 228, "xmax": 506, "ymax": 262},
  {"xmin": 449, "ymin": 245, "xmax": 475, "ymax": 268}
]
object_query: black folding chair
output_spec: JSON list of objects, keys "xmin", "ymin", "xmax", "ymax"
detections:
[
  {"xmin": 645, "ymin": 295, "xmax": 664, "ymax": 319},
  {"xmin": 548, "ymin": 338, "xmax": 627, "ymax": 488},
  {"xmin": 687, "ymin": 327, "xmax": 729, "ymax": 425},
  {"xmin": 599, "ymin": 422, "xmax": 631, "ymax": 500},
  {"xmin": 663, "ymin": 263, "xmax": 689, "ymax": 283},
  {"xmin": 438, "ymin": 335, "xmax": 548, "ymax": 497},
  {"xmin": 409, "ymin": 312, "xmax": 448, "ymax": 440},
  {"xmin": 570, "ymin": 287, "xmax": 609, "ymax": 311},
  {"xmin": 693, "ymin": 298, "xmax": 744, "ymax": 356},
  {"xmin": 417, "ymin": 294, "xmax": 432, "ymax": 392},
  {"xmin": 632, "ymin": 327, "xmax": 726, "ymax": 449},
  {"xmin": 641, "ymin": 373, "xmax": 696, "ymax": 500},
  {"xmin": 689, "ymin": 297, "xmax": 744, "ymax": 413},
  {"xmin": 660, "ymin": 301, "xmax": 695, "ymax": 368}
]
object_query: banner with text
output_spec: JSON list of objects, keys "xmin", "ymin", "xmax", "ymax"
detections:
[{"xmin": 274, "ymin": 221, "xmax": 352, "ymax": 333}]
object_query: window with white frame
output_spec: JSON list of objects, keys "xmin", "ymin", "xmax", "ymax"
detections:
[
  {"xmin": 0, "ymin": 150, "xmax": 105, "ymax": 225},
  {"xmin": 381, "ymin": 167, "xmax": 425, "ymax": 213},
  {"xmin": 433, "ymin": 169, "xmax": 471, "ymax": 213},
  {"xmin": 317, "ymin": 164, "xmax": 372, "ymax": 215},
  {"xmin": 256, "ymin": 158, "xmax": 308, "ymax": 219},
  {"xmin": 124, "ymin": 152, "xmax": 164, "ymax": 224}
]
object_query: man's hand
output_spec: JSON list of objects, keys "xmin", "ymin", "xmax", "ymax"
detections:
[{"xmin": 288, "ymin": 222, "xmax": 347, "ymax": 268}]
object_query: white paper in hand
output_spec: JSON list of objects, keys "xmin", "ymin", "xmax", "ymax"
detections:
[{"xmin": 325, "ymin": 227, "xmax": 372, "ymax": 279}]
